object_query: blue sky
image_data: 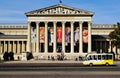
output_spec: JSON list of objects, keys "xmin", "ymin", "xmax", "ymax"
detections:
[{"xmin": 0, "ymin": 0, "xmax": 119, "ymax": 24}]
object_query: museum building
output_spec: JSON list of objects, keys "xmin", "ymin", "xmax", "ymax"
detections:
[{"xmin": 0, "ymin": 4, "xmax": 119, "ymax": 60}]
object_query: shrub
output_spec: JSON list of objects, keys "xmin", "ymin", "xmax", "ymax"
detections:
[{"xmin": 3, "ymin": 51, "xmax": 9, "ymax": 61}]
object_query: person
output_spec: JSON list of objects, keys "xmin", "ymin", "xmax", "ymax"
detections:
[
  {"xmin": 61, "ymin": 51, "xmax": 64, "ymax": 60},
  {"xmin": 31, "ymin": 27, "xmax": 36, "ymax": 42},
  {"xmin": 40, "ymin": 27, "xmax": 45, "ymax": 42},
  {"xmin": 57, "ymin": 27, "xmax": 62, "ymax": 42},
  {"xmin": 65, "ymin": 27, "xmax": 71, "ymax": 43},
  {"xmin": 83, "ymin": 28, "xmax": 88, "ymax": 43},
  {"xmin": 74, "ymin": 27, "xmax": 79, "ymax": 43},
  {"xmin": 51, "ymin": 55, "xmax": 55, "ymax": 61}
]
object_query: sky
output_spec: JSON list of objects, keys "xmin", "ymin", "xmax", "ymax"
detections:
[{"xmin": 0, "ymin": 0, "xmax": 120, "ymax": 24}]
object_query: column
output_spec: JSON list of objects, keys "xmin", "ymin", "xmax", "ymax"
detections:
[
  {"xmin": 88, "ymin": 22, "xmax": 92, "ymax": 53},
  {"xmin": 8, "ymin": 41, "xmax": 12, "ymax": 52},
  {"xmin": 13, "ymin": 41, "xmax": 16, "ymax": 54},
  {"xmin": 62, "ymin": 22, "xmax": 65, "ymax": 52},
  {"xmin": 36, "ymin": 22, "xmax": 39, "ymax": 53},
  {"xmin": 100, "ymin": 41, "xmax": 102, "ymax": 53},
  {"xmin": 8, "ymin": 41, "xmax": 10, "ymax": 52},
  {"xmin": 109, "ymin": 40, "xmax": 112, "ymax": 52},
  {"xmin": 0, "ymin": 41, "xmax": 3, "ymax": 53},
  {"xmin": 71, "ymin": 22, "xmax": 74, "ymax": 53},
  {"xmin": 105, "ymin": 41, "xmax": 106, "ymax": 52},
  {"xmin": 0, "ymin": 41, "xmax": 1, "ymax": 54},
  {"xmin": 45, "ymin": 22, "xmax": 48, "ymax": 53},
  {"xmin": 27, "ymin": 22, "xmax": 31, "ymax": 52},
  {"xmin": 17, "ymin": 41, "xmax": 20, "ymax": 54},
  {"xmin": 53, "ymin": 22, "xmax": 56, "ymax": 54},
  {"xmin": 79, "ymin": 22, "xmax": 83, "ymax": 53},
  {"xmin": 11, "ymin": 41, "xmax": 13, "ymax": 52},
  {"xmin": 22, "ymin": 41, "xmax": 24, "ymax": 52},
  {"xmin": 4, "ymin": 41, "xmax": 7, "ymax": 52}
]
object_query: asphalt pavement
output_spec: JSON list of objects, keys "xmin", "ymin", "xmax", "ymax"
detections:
[
  {"xmin": 0, "ymin": 60, "xmax": 120, "ymax": 78},
  {"xmin": 0, "ymin": 60, "xmax": 120, "ymax": 71}
]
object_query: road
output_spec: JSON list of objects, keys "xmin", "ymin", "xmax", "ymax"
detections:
[
  {"xmin": 0, "ymin": 71, "xmax": 120, "ymax": 78},
  {"xmin": 0, "ymin": 61, "xmax": 120, "ymax": 78}
]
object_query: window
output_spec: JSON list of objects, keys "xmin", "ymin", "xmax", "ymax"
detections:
[
  {"xmin": 102, "ymin": 55, "xmax": 107, "ymax": 60},
  {"xmin": 107, "ymin": 55, "xmax": 112, "ymax": 59},
  {"xmin": 98, "ymin": 55, "xmax": 101, "ymax": 60},
  {"xmin": 88, "ymin": 55, "xmax": 92, "ymax": 60},
  {"xmin": 93, "ymin": 55, "xmax": 97, "ymax": 60}
]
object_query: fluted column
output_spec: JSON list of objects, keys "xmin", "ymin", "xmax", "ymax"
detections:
[
  {"xmin": 62, "ymin": 22, "xmax": 65, "ymax": 52},
  {"xmin": 27, "ymin": 22, "xmax": 31, "ymax": 52},
  {"xmin": 88, "ymin": 22, "xmax": 92, "ymax": 53},
  {"xmin": 45, "ymin": 22, "xmax": 48, "ymax": 53},
  {"xmin": 53, "ymin": 22, "xmax": 57, "ymax": 54},
  {"xmin": 71, "ymin": 22, "xmax": 74, "ymax": 53},
  {"xmin": 36, "ymin": 22, "xmax": 39, "ymax": 53},
  {"xmin": 79, "ymin": 22, "xmax": 83, "ymax": 53}
]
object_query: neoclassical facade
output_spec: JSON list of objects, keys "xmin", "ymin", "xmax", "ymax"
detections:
[{"xmin": 0, "ymin": 4, "xmax": 119, "ymax": 60}]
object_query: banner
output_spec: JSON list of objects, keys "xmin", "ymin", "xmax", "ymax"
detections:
[
  {"xmin": 48, "ymin": 27, "xmax": 54, "ymax": 43},
  {"xmin": 74, "ymin": 27, "xmax": 79, "ymax": 43},
  {"xmin": 83, "ymin": 28, "xmax": 88, "ymax": 43},
  {"xmin": 65, "ymin": 27, "xmax": 71, "ymax": 43},
  {"xmin": 40, "ymin": 27, "xmax": 45, "ymax": 43},
  {"xmin": 56, "ymin": 27, "xmax": 62, "ymax": 43},
  {"xmin": 31, "ymin": 26, "xmax": 36, "ymax": 43}
]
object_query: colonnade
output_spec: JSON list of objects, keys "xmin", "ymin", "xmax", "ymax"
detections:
[
  {"xmin": 92, "ymin": 40, "xmax": 111, "ymax": 53},
  {"xmin": 0, "ymin": 41, "xmax": 27, "ymax": 54},
  {"xmin": 27, "ymin": 21, "xmax": 92, "ymax": 54}
]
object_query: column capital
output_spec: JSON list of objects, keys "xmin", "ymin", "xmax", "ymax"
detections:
[
  {"xmin": 53, "ymin": 21, "xmax": 57, "ymax": 24},
  {"xmin": 70, "ymin": 21, "xmax": 74, "ymax": 24},
  {"xmin": 88, "ymin": 21, "xmax": 92, "ymax": 24},
  {"xmin": 44, "ymin": 21, "xmax": 48, "ymax": 24},
  {"xmin": 79, "ymin": 21, "xmax": 83, "ymax": 24},
  {"xmin": 36, "ymin": 21, "xmax": 40, "ymax": 24},
  {"xmin": 27, "ymin": 21, "xmax": 31, "ymax": 24},
  {"xmin": 62, "ymin": 21, "xmax": 66, "ymax": 24}
]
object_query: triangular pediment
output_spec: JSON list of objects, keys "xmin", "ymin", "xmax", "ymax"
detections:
[{"xmin": 25, "ymin": 4, "xmax": 94, "ymax": 16}]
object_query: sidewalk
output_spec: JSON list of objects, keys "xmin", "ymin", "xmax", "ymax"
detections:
[{"xmin": 4, "ymin": 60, "xmax": 83, "ymax": 64}]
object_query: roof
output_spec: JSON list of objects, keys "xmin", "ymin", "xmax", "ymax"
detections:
[
  {"xmin": 25, "ymin": 4, "xmax": 94, "ymax": 16},
  {"xmin": 0, "ymin": 35, "xmax": 27, "ymax": 39},
  {"xmin": 0, "ymin": 24, "xmax": 115, "ymax": 29},
  {"xmin": 0, "ymin": 24, "xmax": 27, "ymax": 29},
  {"xmin": 92, "ymin": 35, "xmax": 108, "ymax": 40}
]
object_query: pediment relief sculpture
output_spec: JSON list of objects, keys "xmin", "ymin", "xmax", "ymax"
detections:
[{"xmin": 25, "ymin": 4, "xmax": 94, "ymax": 16}]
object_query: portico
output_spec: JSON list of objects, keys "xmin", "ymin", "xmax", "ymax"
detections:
[{"xmin": 25, "ymin": 4, "xmax": 94, "ymax": 59}]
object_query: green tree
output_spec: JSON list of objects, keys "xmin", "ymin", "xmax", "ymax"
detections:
[{"xmin": 108, "ymin": 22, "xmax": 120, "ymax": 54}]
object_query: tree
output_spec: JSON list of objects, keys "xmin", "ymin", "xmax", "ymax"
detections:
[
  {"xmin": 108, "ymin": 22, "xmax": 120, "ymax": 54},
  {"xmin": 3, "ymin": 51, "xmax": 9, "ymax": 61}
]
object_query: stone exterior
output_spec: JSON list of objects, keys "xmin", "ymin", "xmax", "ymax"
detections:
[
  {"xmin": 0, "ymin": 4, "xmax": 119, "ymax": 60},
  {"xmin": 25, "ymin": 4, "xmax": 94, "ymax": 16}
]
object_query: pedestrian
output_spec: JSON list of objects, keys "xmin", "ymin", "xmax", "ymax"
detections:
[
  {"xmin": 61, "ymin": 51, "xmax": 64, "ymax": 61},
  {"xmin": 51, "ymin": 55, "xmax": 54, "ymax": 61}
]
